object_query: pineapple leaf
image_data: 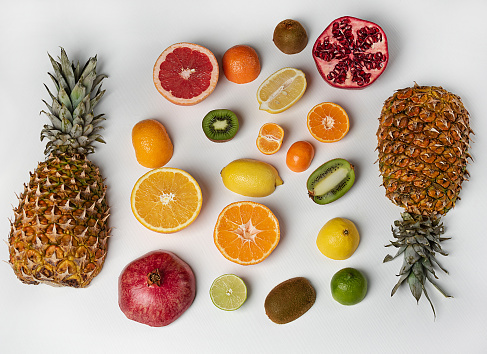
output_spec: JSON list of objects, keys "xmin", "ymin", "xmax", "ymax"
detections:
[
  {"xmin": 48, "ymin": 72, "xmax": 59, "ymax": 91},
  {"xmin": 90, "ymin": 89, "xmax": 106, "ymax": 111},
  {"xmin": 81, "ymin": 70, "xmax": 96, "ymax": 96},
  {"xmin": 426, "ymin": 273, "xmax": 452, "ymax": 298},
  {"xmin": 80, "ymin": 56, "xmax": 97, "ymax": 80},
  {"xmin": 70, "ymin": 82, "xmax": 87, "ymax": 109},
  {"xmin": 391, "ymin": 273, "xmax": 408, "ymax": 296},
  {"xmin": 422, "ymin": 285, "xmax": 436, "ymax": 320},
  {"xmin": 430, "ymin": 253, "xmax": 449, "ymax": 274},
  {"xmin": 58, "ymin": 104, "xmax": 73, "ymax": 123},
  {"xmin": 74, "ymin": 60, "xmax": 81, "ymax": 81},
  {"xmin": 83, "ymin": 124, "xmax": 94, "ymax": 136},
  {"xmin": 70, "ymin": 124, "xmax": 83, "ymax": 138},
  {"xmin": 41, "ymin": 110, "xmax": 63, "ymax": 130},
  {"xmin": 407, "ymin": 271, "xmax": 422, "ymax": 303},
  {"xmin": 60, "ymin": 47, "xmax": 76, "ymax": 90},
  {"xmin": 93, "ymin": 74, "xmax": 108, "ymax": 91},
  {"xmin": 61, "ymin": 116, "xmax": 73, "ymax": 133},
  {"xmin": 91, "ymin": 114, "xmax": 106, "ymax": 126},
  {"xmin": 58, "ymin": 86, "xmax": 72, "ymax": 111},
  {"xmin": 48, "ymin": 53, "xmax": 69, "ymax": 92},
  {"xmin": 72, "ymin": 95, "xmax": 89, "ymax": 120}
]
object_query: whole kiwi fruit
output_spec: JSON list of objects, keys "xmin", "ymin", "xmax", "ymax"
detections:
[
  {"xmin": 273, "ymin": 19, "xmax": 308, "ymax": 54},
  {"xmin": 264, "ymin": 277, "xmax": 316, "ymax": 324}
]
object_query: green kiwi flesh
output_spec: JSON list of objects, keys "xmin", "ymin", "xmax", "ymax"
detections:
[
  {"xmin": 202, "ymin": 109, "xmax": 239, "ymax": 142},
  {"xmin": 264, "ymin": 277, "xmax": 316, "ymax": 324},
  {"xmin": 307, "ymin": 158, "xmax": 355, "ymax": 205}
]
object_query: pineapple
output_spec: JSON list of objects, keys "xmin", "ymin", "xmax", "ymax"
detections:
[
  {"xmin": 376, "ymin": 84, "xmax": 472, "ymax": 315},
  {"xmin": 8, "ymin": 48, "xmax": 110, "ymax": 288}
]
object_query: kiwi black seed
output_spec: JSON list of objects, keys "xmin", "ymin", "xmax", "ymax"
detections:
[
  {"xmin": 307, "ymin": 158, "xmax": 355, "ymax": 205},
  {"xmin": 273, "ymin": 19, "xmax": 308, "ymax": 55},
  {"xmin": 202, "ymin": 109, "xmax": 239, "ymax": 142},
  {"xmin": 264, "ymin": 277, "xmax": 316, "ymax": 324}
]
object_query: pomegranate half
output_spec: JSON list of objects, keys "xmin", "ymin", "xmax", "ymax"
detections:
[
  {"xmin": 312, "ymin": 16, "xmax": 389, "ymax": 89},
  {"xmin": 118, "ymin": 250, "xmax": 196, "ymax": 327}
]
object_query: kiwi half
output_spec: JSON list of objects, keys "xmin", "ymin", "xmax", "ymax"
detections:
[
  {"xmin": 307, "ymin": 158, "xmax": 355, "ymax": 204},
  {"xmin": 202, "ymin": 109, "xmax": 239, "ymax": 142}
]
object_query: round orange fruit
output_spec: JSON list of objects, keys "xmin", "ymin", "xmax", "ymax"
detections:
[
  {"xmin": 222, "ymin": 45, "xmax": 261, "ymax": 84},
  {"xmin": 286, "ymin": 141, "xmax": 314, "ymax": 172},
  {"xmin": 132, "ymin": 119, "xmax": 173, "ymax": 168},
  {"xmin": 153, "ymin": 42, "xmax": 219, "ymax": 105},
  {"xmin": 214, "ymin": 201, "xmax": 280, "ymax": 265}
]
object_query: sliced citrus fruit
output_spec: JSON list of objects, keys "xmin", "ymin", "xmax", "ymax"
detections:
[
  {"xmin": 256, "ymin": 122, "xmax": 284, "ymax": 155},
  {"xmin": 214, "ymin": 201, "xmax": 280, "ymax": 265},
  {"xmin": 153, "ymin": 42, "xmax": 219, "ymax": 106},
  {"xmin": 131, "ymin": 168, "xmax": 203, "ymax": 233},
  {"xmin": 210, "ymin": 274, "xmax": 247, "ymax": 311},
  {"xmin": 257, "ymin": 67, "xmax": 306, "ymax": 113},
  {"xmin": 307, "ymin": 102, "xmax": 350, "ymax": 142}
]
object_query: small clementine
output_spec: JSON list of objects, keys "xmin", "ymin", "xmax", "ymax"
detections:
[
  {"xmin": 132, "ymin": 119, "xmax": 173, "ymax": 168},
  {"xmin": 222, "ymin": 45, "xmax": 261, "ymax": 84}
]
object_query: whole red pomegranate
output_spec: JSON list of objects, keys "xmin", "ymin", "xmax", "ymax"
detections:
[
  {"xmin": 312, "ymin": 16, "xmax": 389, "ymax": 89},
  {"xmin": 118, "ymin": 250, "xmax": 196, "ymax": 327}
]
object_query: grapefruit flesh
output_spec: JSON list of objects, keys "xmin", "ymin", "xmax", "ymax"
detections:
[{"xmin": 153, "ymin": 43, "xmax": 219, "ymax": 105}]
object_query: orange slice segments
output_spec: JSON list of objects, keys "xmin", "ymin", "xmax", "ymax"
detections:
[
  {"xmin": 256, "ymin": 122, "xmax": 284, "ymax": 155},
  {"xmin": 307, "ymin": 102, "xmax": 350, "ymax": 142},
  {"xmin": 131, "ymin": 168, "xmax": 203, "ymax": 233},
  {"xmin": 214, "ymin": 201, "xmax": 280, "ymax": 265}
]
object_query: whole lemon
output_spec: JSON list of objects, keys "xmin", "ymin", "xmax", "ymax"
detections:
[
  {"xmin": 132, "ymin": 119, "xmax": 173, "ymax": 168},
  {"xmin": 221, "ymin": 158, "xmax": 283, "ymax": 197},
  {"xmin": 316, "ymin": 217, "xmax": 359, "ymax": 260}
]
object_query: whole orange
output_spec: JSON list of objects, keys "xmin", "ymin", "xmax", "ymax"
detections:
[
  {"xmin": 132, "ymin": 119, "xmax": 173, "ymax": 168},
  {"xmin": 222, "ymin": 45, "xmax": 261, "ymax": 84}
]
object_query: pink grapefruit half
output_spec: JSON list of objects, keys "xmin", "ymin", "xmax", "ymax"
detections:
[{"xmin": 153, "ymin": 42, "xmax": 219, "ymax": 105}]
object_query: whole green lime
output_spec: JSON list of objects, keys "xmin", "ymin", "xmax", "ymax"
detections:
[{"xmin": 330, "ymin": 267, "xmax": 367, "ymax": 306}]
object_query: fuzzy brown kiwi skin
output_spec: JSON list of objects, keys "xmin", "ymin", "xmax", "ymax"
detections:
[
  {"xmin": 264, "ymin": 277, "xmax": 316, "ymax": 324},
  {"xmin": 273, "ymin": 19, "xmax": 308, "ymax": 55}
]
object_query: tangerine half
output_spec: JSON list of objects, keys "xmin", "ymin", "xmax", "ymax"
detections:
[
  {"xmin": 214, "ymin": 201, "xmax": 280, "ymax": 265},
  {"xmin": 307, "ymin": 102, "xmax": 350, "ymax": 142},
  {"xmin": 153, "ymin": 42, "xmax": 219, "ymax": 105},
  {"xmin": 256, "ymin": 122, "xmax": 284, "ymax": 155}
]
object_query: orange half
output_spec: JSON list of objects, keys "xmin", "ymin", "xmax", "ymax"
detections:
[
  {"xmin": 214, "ymin": 201, "xmax": 280, "ymax": 265},
  {"xmin": 131, "ymin": 168, "xmax": 202, "ymax": 233},
  {"xmin": 307, "ymin": 102, "xmax": 350, "ymax": 142},
  {"xmin": 256, "ymin": 122, "xmax": 284, "ymax": 155}
]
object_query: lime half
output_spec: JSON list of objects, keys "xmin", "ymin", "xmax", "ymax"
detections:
[{"xmin": 210, "ymin": 274, "xmax": 247, "ymax": 311}]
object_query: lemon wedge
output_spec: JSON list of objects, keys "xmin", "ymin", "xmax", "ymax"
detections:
[{"xmin": 257, "ymin": 67, "xmax": 307, "ymax": 114}]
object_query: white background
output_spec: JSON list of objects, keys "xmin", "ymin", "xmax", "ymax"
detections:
[{"xmin": 1, "ymin": 0, "xmax": 486, "ymax": 353}]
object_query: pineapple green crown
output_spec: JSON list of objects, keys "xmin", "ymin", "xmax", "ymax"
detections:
[{"xmin": 41, "ymin": 47, "xmax": 107, "ymax": 156}]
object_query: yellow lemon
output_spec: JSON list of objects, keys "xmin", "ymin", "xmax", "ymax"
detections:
[
  {"xmin": 316, "ymin": 217, "xmax": 359, "ymax": 260},
  {"xmin": 221, "ymin": 158, "xmax": 283, "ymax": 197}
]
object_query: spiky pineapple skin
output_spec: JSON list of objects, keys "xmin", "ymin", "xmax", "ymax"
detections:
[
  {"xmin": 8, "ymin": 154, "xmax": 110, "ymax": 288},
  {"xmin": 377, "ymin": 84, "xmax": 472, "ymax": 216}
]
